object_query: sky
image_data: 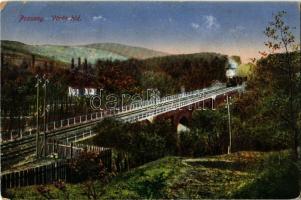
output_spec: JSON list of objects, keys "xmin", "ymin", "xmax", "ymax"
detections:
[{"xmin": 1, "ymin": 1, "xmax": 300, "ymax": 63}]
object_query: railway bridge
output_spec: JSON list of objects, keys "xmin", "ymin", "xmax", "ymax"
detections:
[{"xmin": 1, "ymin": 84, "xmax": 245, "ymax": 169}]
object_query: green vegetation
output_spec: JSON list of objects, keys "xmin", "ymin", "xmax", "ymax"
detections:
[
  {"xmin": 237, "ymin": 63, "xmax": 254, "ymax": 77},
  {"xmin": 68, "ymin": 151, "xmax": 107, "ymax": 183},
  {"xmin": 261, "ymin": 10, "xmax": 300, "ymax": 159},
  {"xmin": 1, "ymin": 47, "xmax": 228, "ymax": 135},
  {"xmin": 180, "ymin": 109, "xmax": 230, "ymax": 156},
  {"xmin": 230, "ymin": 53, "xmax": 300, "ymax": 154},
  {"xmin": 232, "ymin": 152, "xmax": 299, "ymax": 199},
  {"xmin": 231, "ymin": 12, "xmax": 301, "ymax": 156},
  {"xmin": 93, "ymin": 118, "xmax": 177, "ymax": 167},
  {"xmin": 7, "ymin": 151, "xmax": 299, "ymax": 199},
  {"xmin": 93, "ymin": 52, "xmax": 228, "ymax": 94},
  {"xmin": 1, "ymin": 40, "xmax": 167, "ymax": 65},
  {"xmin": 141, "ymin": 52, "xmax": 227, "ymax": 91},
  {"xmin": 31, "ymin": 45, "xmax": 127, "ymax": 63}
]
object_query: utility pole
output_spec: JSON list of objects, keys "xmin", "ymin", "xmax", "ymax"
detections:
[
  {"xmin": 211, "ymin": 95, "xmax": 216, "ymax": 111},
  {"xmin": 146, "ymin": 88, "xmax": 153, "ymax": 102},
  {"xmin": 226, "ymin": 95, "xmax": 232, "ymax": 154},
  {"xmin": 42, "ymin": 74, "xmax": 49, "ymax": 157},
  {"xmin": 202, "ymin": 89, "xmax": 206, "ymax": 110},
  {"xmin": 35, "ymin": 75, "xmax": 41, "ymax": 158}
]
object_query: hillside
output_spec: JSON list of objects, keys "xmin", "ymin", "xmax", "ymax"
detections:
[
  {"xmin": 7, "ymin": 151, "xmax": 299, "ymax": 199},
  {"xmin": 1, "ymin": 40, "xmax": 167, "ymax": 65},
  {"xmin": 85, "ymin": 43, "xmax": 168, "ymax": 60},
  {"xmin": 90, "ymin": 52, "xmax": 228, "ymax": 94},
  {"xmin": 1, "ymin": 40, "xmax": 69, "ymax": 68}
]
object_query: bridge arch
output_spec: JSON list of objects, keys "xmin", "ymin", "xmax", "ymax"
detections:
[
  {"xmin": 173, "ymin": 109, "xmax": 192, "ymax": 133},
  {"xmin": 177, "ymin": 115, "xmax": 190, "ymax": 133},
  {"xmin": 179, "ymin": 116, "xmax": 189, "ymax": 127}
]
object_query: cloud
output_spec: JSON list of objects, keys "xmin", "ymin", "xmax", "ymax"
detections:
[
  {"xmin": 229, "ymin": 25, "xmax": 245, "ymax": 33},
  {"xmin": 92, "ymin": 15, "xmax": 106, "ymax": 22},
  {"xmin": 203, "ymin": 15, "xmax": 220, "ymax": 30},
  {"xmin": 191, "ymin": 15, "xmax": 220, "ymax": 32},
  {"xmin": 229, "ymin": 25, "xmax": 247, "ymax": 37},
  {"xmin": 191, "ymin": 22, "xmax": 200, "ymax": 30}
]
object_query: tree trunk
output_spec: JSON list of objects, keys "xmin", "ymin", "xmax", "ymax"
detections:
[{"xmin": 293, "ymin": 126, "xmax": 299, "ymax": 160}]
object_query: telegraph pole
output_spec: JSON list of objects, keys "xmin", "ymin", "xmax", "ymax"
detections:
[
  {"xmin": 42, "ymin": 74, "xmax": 49, "ymax": 157},
  {"xmin": 35, "ymin": 75, "xmax": 41, "ymax": 158},
  {"xmin": 226, "ymin": 95, "xmax": 232, "ymax": 154},
  {"xmin": 202, "ymin": 89, "xmax": 206, "ymax": 110}
]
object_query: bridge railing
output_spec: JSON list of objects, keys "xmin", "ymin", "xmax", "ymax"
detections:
[
  {"xmin": 121, "ymin": 85, "xmax": 243, "ymax": 123},
  {"xmin": 1, "ymin": 111, "xmax": 103, "ymax": 143}
]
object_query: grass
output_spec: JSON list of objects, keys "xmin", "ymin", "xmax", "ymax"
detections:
[{"xmin": 6, "ymin": 151, "xmax": 300, "ymax": 199}]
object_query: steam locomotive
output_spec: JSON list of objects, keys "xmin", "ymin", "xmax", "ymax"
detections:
[
  {"xmin": 225, "ymin": 59, "xmax": 246, "ymax": 87},
  {"xmin": 226, "ymin": 69, "xmax": 246, "ymax": 87}
]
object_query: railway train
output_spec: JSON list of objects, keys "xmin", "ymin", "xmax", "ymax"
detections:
[{"xmin": 225, "ymin": 58, "xmax": 246, "ymax": 87}]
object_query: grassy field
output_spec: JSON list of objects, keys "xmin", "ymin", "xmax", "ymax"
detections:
[{"xmin": 6, "ymin": 151, "xmax": 299, "ymax": 199}]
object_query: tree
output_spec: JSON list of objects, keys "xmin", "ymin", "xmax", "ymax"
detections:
[
  {"xmin": 69, "ymin": 150, "xmax": 107, "ymax": 182},
  {"xmin": 71, "ymin": 58, "xmax": 75, "ymax": 70},
  {"xmin": 191, "ymin": 110, "xmax": 230, "ymax": 154},
  {"xmin": 263, "ymin": 11, "xmax": 300, "ymax": 160},
  {"xmin": 93, "ymin": 118, "xmax": 177, "ymax": 167}
]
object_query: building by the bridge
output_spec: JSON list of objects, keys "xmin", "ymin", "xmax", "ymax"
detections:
[{"xmin": 68, "ymin": 86, "xmax": 97, "ymax": 97}]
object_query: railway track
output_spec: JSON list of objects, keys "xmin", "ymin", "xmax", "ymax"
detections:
[{"xmin": 1, "ymin": 122, "xmax": 96, "ymax": 163}]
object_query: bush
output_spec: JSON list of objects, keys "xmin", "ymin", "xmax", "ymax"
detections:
[
  {"xmin": 188, "ymin": 110, "xmax": 229, "ymax": 155},
  {"xmin": 179, "ymin": 130, "xmax": 208, "ymax": 156},
  {"xmin": 130, "ymin": 131, "xmax": 166, "ymax": 165},
  {"xmin": 69, "ymin": 151, "xmax": 106, "ymax": 182},
  {"xmin": 130, "ymin": 172, "xmax": 168, "ymax": 199},
  {"xmin": 232, "ymin": 153, "xmax": 300, "ymax": 198},
  {"xmin": 94, "ymin": 118, "xmax": 178, "ymax": 167}
]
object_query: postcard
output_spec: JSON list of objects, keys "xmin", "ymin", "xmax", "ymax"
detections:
[{"xmin": 1, "ymin": 1, "xmax": 300, "ymax": 199}]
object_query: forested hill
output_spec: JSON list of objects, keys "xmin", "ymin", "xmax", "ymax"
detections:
[
  {"xmin": 140, "ymin": 52, "xmax": 228, "ymax": 91},
  {"xmin": 94, "ymin": 52, "xmax": 228, "ymax": 94},
  {"xmin": 1, "ymin": 39, "xmax": 228, "ymax": 96},
  {"xmin": 1, "ymin": 40, "xmax": 168, "ymax": 66},
  {"xmin": 1, "ymin": 49, "xmax": 228, "ymax": 127}
]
